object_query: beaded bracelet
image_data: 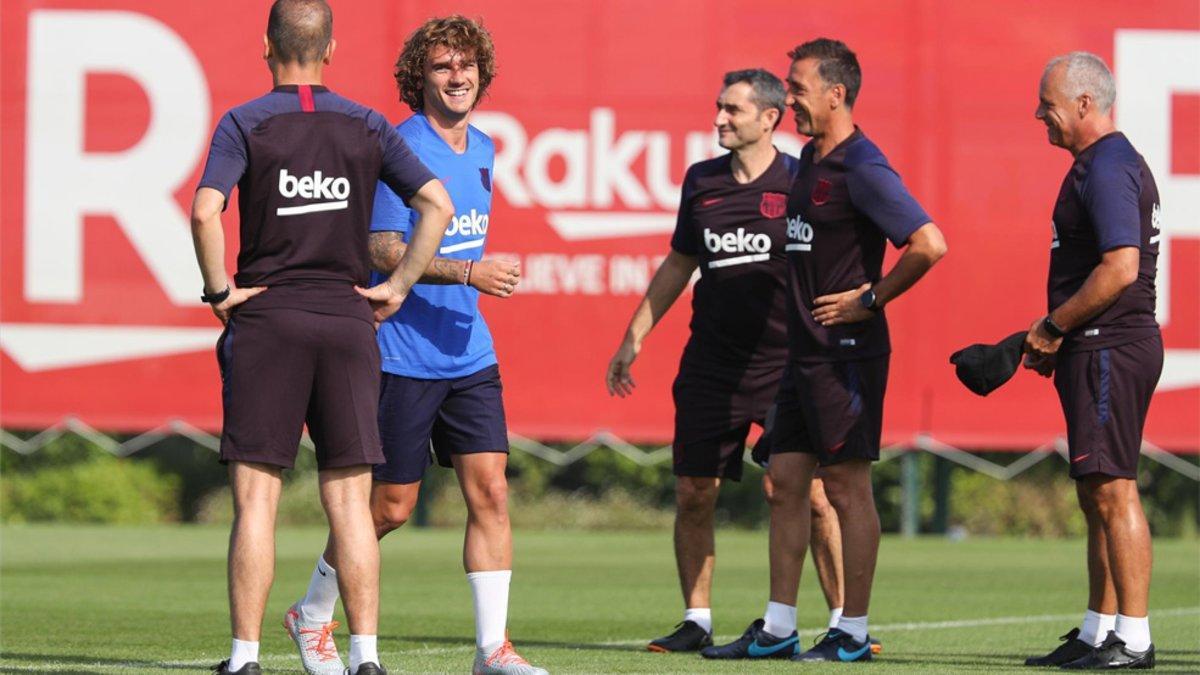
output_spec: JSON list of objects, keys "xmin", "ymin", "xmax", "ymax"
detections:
[{"xmin": 463, "ymin": 259, "xmax": 474, "ymax": 286}]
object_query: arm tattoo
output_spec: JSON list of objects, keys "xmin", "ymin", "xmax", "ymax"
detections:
[
  {"xmin": 368, "ymin": 232, "xmax": 405, "ymax": 274},
  {"xmin": 368, "ymin": 231, "xmax": 464, "ymax": 284}
]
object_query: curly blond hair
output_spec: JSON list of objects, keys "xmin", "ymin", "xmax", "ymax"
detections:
[{"xmin": 394, "ymin": 15, "xmax": 496, "ymax": 112}]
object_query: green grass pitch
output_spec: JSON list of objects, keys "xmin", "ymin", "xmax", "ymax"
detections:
[{"xmin": 1, "ymin": 525, "xmax": 1197, "ymax": 673}]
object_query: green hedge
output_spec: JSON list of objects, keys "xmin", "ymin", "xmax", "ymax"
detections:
[
  {"xmin": 2, "ymin": 436, "xmax": 1197, "ymax": 536},
  {"xmin": 2, "ymin": 440, "xmax": 179, "ymax": 524}
]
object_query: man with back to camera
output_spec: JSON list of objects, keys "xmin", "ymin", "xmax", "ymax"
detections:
[
  {"xmin": 284, "ymin": 15, "xmax": 547, "ymax": 675},
  {"xmin": 191, "ymin": 1, "xmax": 453, "ymax": 674},
  {"xmin": 605, "ymin": 69, "xmax": 876, "ymax": 654},
  {"xmin": 1022, "ymin": 51, "xmax": 1161, "ymax": 671},
  {"xmin": 703, "ymin": 38, "xmax": 946, "ymax": 662}
]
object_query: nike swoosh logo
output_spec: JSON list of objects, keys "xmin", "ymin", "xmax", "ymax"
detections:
[
  {"xmin": 837, "ymin": 644, "xmax": 871, "ymax": 661},
  {"xmin": 701, "ymin": 197, "xmax": 724, "ymax": 207},
  {"xmin": 1072, "ymin": 453, "xmax": 1091, "ymax": 464},
  {"xmin": 747, "ymin": 636, "xmax": 797, "ymax": 657},
  {"xmin": 318, "ymin": 568, "xmax": 327, "ymax": 577}
]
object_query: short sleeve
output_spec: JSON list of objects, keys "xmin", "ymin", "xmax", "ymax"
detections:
[
  {"xmin": 377, "ymin": 118, "xmax": 437, "ymax": 202},
  {"xmin": 1081, "ymin": 158, "xmax": 1142, "ymax": 252},
  {"xmin": 370, "ymin": 180, "xmax": 415, "ymax": 235},
  {"xmin": 670, "ymin": 167, "xmax": 699, "ymax": 255},
  {"xmin": 845, "ymin": 161, "xmax": 932, "ymax": 247},
  {"xmin": 196, "ymin": 112, "xmax": 248, "ymax": 209}
]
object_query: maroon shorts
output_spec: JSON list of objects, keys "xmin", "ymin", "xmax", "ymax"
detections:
[
  {"xmin": 766, "ymin": 355, "xmax": 889, "ymax": 466},
  {"xmin": 216, "ymin": 307, "xmax": 385, "ymax": 470},
  {"xmin": 1054, "ymin": 334, "xmax": 1162, "ymax": 480},
  {"xmin": 672, "ymin": 363, "xmax": 781, "ymax": 482}
]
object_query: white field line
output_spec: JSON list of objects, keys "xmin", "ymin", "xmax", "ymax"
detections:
[
  {"xmin": 597, "ymin": 605, "xmax": 1200, "ymax": 646},
  {"xmin": 2, "ymin": 607, "xmax": 1196, "ymax": 671}
]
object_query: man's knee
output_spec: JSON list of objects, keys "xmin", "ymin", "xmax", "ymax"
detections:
[
  {"xmin": 676, "ymin": 478, "xmax": 719, "ymax": 517},
  {"xmin": 371, "ymin": 485, "xmax": 419, "ymax": 534},
  {"xmin": 810, "ymin": 480, "xmax": 837, "ymax": 522},
  {"xmin": 465, "ymin": 474, "xmax": 510, "ymax": 519},
  {"xmin": 766, "ymin": 459, "xmax": 815, "ymax": 508},
  {"xmin": 1078, "ymin": 475, "xmax": 1135, "ymax": 521},
  {"xmin": 820, "ymin": 462, "xmax": 871, "ymax": 511}
]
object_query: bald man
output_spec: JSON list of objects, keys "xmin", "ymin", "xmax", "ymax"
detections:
[
  {"xmin": 1023, "ymin": 52, "xmax": 1161, "ymax": 670},
  {"xmin": 191, "ymin": 1, "xmax": 451, "ymax": 673}
]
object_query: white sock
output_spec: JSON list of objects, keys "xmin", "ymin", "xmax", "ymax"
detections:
[
  {"xmin": 684, "ymin": 607, "xmax": 713, "ymax": 634},
  {"xmin": 349, "ymin": 634, "xmax": 378, "ymax": 672},
  {"xmin": 762, "ymin": 601, "xmax": 796, "ymax": 638},
  {"xmin": 228, "ymin": 638, "xmax": 258, "ymax": 671},
  {"xmin": 836, "ymin": 615, "xmax": 868, "ymax": 644},
  {"xmin": 1079, "ymin": 609, "xmax": 1115, "ymax": 647},
  {"xmin": 828, "ymin": 607, "xmax": 844, "ymax": 630},
  {"xmin": 299, "ymin": 556, "xmax": 339, "ymax": 623},
  {"xmin": 1115, "ymin": 614, "xmax": 1151, "ymax": 652},
  {"xmin": 468, "ymin": 570, "xmax": 512, "ymax": 654}
]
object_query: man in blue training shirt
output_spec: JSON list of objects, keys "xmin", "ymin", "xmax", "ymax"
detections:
[
  {"xmin": 287, "ymin": 16, "xmax": 546, "ymax": 675},
  {"xmin": 191, "ymin": 2, "xmax": 453, "ymax": 674},
  {"xmin": 704, "ymin": 38, "xmax": 947, "ymax": 663},
  {"xmin": 1022, "ymin": 52, "xmax": 1161, "ymax": 671}
]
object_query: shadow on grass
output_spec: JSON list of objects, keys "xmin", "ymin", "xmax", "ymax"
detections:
[
  {"xmin": 383, "ymin": 633, "xmax": 640, "ymax": 652},
  {"xmin": 0, "ymin": 651, "xmax": 204, "ymax": 671}
]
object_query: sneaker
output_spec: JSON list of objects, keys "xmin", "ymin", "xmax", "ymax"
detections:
[
  {"xmin": 1024, "ymin": 627, "xmax": 1094, "ymax": 667},
  {"xmin": 792, "ymin": 629, "xmax": 873, "ymax": 662},
  {"xmin": 346, "ymin": 663, "xmax": 387, "ymax": 675},
  {"xmin": 212, "ymin": 661, "xmax": 261, "ymax": 675},
  {"xmin": 284, "ymin": 602, "xmax": 345, "ymax": 675},
  {"xmin": 699, "ymin": 618, "xmax": 798, "ymax": 659},
  {"xmin": 1061, "ymin": 631, "xmax": 1155, "ymax": 670},
  {"xmin": 647, "ymin": 620, "xmax": 713, "ymax": 653},
  {"xmin": 473, "ymin": 639, "xmax": 549, "ymax": 675}
]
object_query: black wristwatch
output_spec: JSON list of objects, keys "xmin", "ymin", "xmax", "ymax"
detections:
[
  {"xmin": 201, "ymin": 285, "xmax": 231, "ymax": 305},
  {"xmin": 1042, "ymin": 315, "xmax": 1067, "ymax": 338},
  {"xmin": 860, "ymin": 288, "xmax": 881, "ymax": 313}
]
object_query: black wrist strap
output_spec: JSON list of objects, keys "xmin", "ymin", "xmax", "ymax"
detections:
[
  {"xmin": 1042, "ymin": 315, "xmax": 1066, "ymax": 338},
  {"xmin": 201, "ymin": 285, "xmax": 231, "ymax": 304}
]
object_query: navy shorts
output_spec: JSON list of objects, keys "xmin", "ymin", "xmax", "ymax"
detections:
[
  {"xmin": 373, "ymin": 364, "xmax": 509, "ymax": 484},
  {"xmin": 1054, "ymin": 334, "xmax": 1162, "ymax": 480},
  {"xmin": 217, "ymin": 307, "xmax": 384, "ymax": 470},
  {"xmin": 672, "ymin": 364, "xmax": 781, "ymax": 481},
  {"xmin": 766, "ymin": 355, "xmax": 889, "ymax": 466}
]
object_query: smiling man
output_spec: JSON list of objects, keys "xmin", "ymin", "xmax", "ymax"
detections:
[
  {"xmin": 704, "ymin": 39, "xmax": 947, "ymax": 663},
  {"xmin": 283, "ymin": 15, "xmax": 545, "ymax": 675},
  {"xmin": 1022, "ymin": 52, "xmax": 1162, "ymax": 671},
  {"xmin": 606, "ymin": 69, "xmax": 871, "ymax": 657}
]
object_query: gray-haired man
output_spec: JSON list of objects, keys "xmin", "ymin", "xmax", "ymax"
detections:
[
  {"xmin": 606, "ymin": 69, "xmax": 859, "ymax": 653},
  {"xmin": 1023, "ymin": 51, "xmax": 1161, "ymax": 671}
]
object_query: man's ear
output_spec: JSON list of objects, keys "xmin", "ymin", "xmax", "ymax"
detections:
[
  {"xmin": 1077, "ymin": 93, "xmax": 1093, "ymax": 119},
  {"xmin": 263, "ymin": 34, "xmax": 273, "ymax": 61},
  {"xmin": 829, "ymin": 83, "xmax": 846, "ymax": 111},
  {"xmin": 324, "ymin": 38, "xmax": 336, "ymax": 65}
]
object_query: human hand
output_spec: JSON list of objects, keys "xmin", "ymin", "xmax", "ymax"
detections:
[
  {"xmin": 812, "ymin": 283, "xmax": 874, "ymax": 326},
  {"xmin": 210, "ymin": 286, "xmax": 267, "ymax": 325},
  {"xmin": 605, "ymin": 340, "xmax": 640, "ymax": 397},
  {"xmin": 1022, "ymin": 317, "xmax": 1062, "ymax": 377},
  {"xmin": 471, "ymin": 259, "xmax": 521, "ymax": 298},
  {"xmin": 355, "ymin": 280, "xmax": 407, "ymax": 328}
]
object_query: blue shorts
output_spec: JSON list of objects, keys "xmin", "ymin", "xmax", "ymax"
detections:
[{"xmin": 373, "ymin": 364, "xmax": 509, "ymax": 484}]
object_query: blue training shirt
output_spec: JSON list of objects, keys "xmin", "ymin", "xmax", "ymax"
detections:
[{"xmin": 371, "ymin": 112, "xmax": 497, "ymax": 379}]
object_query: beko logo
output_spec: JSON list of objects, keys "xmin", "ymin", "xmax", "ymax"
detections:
[
  {"xmin": 785, "ymin": 216, "xmax": 814, "ymax": 252},
  {"xmin": 703, "ymin": 227, "xmax": 772, "ymax": 269},
  {"xmin": 277, "ymin": 169, "xmax": 350, "ymax": 216}
]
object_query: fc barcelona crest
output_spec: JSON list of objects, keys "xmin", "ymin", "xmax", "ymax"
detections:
[
  {"xmin": 760, "ymin": 192, "xmax": 787, "ymax": 219},
  {"xmin": 811, "ymin": 178, "xmax": 832, "ymax": 206},
  {"xmin": 479, "ymin": 167, "xmax": 492, "ymax": 192}
]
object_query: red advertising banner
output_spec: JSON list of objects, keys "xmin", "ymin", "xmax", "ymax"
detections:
[{"xmin": 1, "ymin": 1, "xmax": 1197, "ymax": 450}]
